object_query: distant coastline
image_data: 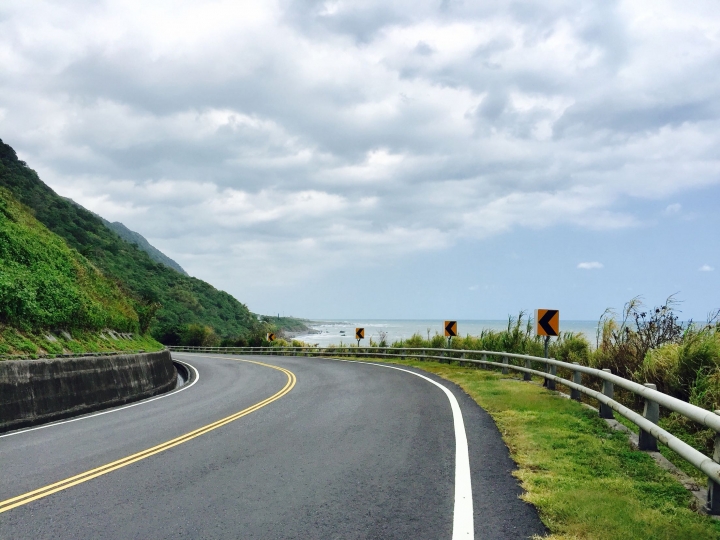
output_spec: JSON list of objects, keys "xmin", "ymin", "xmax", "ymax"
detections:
[{"xmin": 292, "ymin": 319, "xmax": 601, "ymax": 347}]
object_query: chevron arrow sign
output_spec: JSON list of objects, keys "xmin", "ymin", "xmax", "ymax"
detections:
[
  {"xmin": 535, "ymin": 309, "xmax": 559, "ymax": 337},
  {"xmin": 444, "ymin": 320, "xmax": 458, "ymax": 337}
]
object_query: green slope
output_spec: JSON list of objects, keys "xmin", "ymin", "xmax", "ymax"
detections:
[
  {"xmin": 103, "ymin": 220, "xmax": 188, "ymax": 276},
  {"xmin": 64, "ymin": 196, "xmax": 189, "ymax": 276},
  {"xmin": 0, "ymin": 139, "xmax": 262, "ymax": 343},
  {"xmin": 0, "ymin": 187, "xmax": 138, "ymax": 332}
]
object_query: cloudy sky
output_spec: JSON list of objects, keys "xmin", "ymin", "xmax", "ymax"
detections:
[{"xmin": 1, "ymin": 0, "xmax": 719, "ymax": 321}]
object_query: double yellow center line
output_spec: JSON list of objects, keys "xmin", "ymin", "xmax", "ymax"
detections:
[{"xmin": 0, "ymin": 358, "xmax": 296, "ymax": 514}]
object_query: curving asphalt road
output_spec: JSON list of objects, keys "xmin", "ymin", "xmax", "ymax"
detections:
[{"xmin": 0, "ymin": 353, "xmax": 545, "ymax": 539}]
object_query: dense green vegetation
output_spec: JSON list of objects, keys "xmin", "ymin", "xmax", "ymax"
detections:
[
  {"xmin": 0, "ymin": 185, "xmax": 166, "ymax": 356},
  {"xmin": 99, "ymin": 217, "xmax": 188, "ymax": 276},
  {"xmin": 355, "ymin": 358, "xmax": 720, "ymax": 539},
  {"xmin": 0, "ymin": 138, "xmax": 285, "ymax": 344},
  {"xmin": 0, "ymin": 187, "xmax": 138, "ymax": 332}
]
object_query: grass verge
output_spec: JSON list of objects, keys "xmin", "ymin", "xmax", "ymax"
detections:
[
  {"xmin": 0, "ymin": 326, "xmax": 164, "ymax": 359},
  {"xmin": 609, "ymin": 410, "xmax": 712, "ymax": 484},
  {"xmin": 359, "ymin": 357, "xmax": 720, "ymax": 539}
]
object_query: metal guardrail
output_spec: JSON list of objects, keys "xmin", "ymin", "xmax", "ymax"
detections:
[{"xmin": 169, "ymin": 344, "xmax": 720, "ymax": 514}]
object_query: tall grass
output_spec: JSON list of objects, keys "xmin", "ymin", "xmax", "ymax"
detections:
[{"xmin": 388, "ymin": 311, "xmax": 591, "ymax": 362}]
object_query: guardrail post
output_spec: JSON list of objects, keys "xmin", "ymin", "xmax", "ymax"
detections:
[
  {"xmin": 481, "ymin": 354, "xmax": 487, "ymax": 369},
  {"xmin": 707, "ymin": 410, "xmax": 720, "ymax": 515},
  {"xmin": 547, "ymin": 362, "xmax": 557, "ymax": 390},
  {"xmin": 599, "ymin": 369, "xmax": 614, "ymax": 419},
  {"xmin": 571, "ymin": 362, "xmax": 582, "ymax": 401},
  {"xmin": 502, "ymin": 356, "xmax": 509, "ymax": 375},
  {"xmin": 523, "ymin": 358, "xmax": 532, "ymax": 381},
  {"xmin": 638, "ymin": 383, "xmax": 659, "ymax": 451}
]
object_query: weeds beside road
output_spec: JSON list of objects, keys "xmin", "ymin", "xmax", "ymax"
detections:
[{"xmin": 0, "ymin": 326, "xmax": 164, "ymax": 358}]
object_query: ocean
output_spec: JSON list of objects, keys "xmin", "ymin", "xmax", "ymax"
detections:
[{"xmin": 292, "ymin": 319, "xmax": 601, "ymax": 348}]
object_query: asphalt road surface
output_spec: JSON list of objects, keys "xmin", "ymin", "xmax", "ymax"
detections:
[{"xmin": 0, "ymin": 353, "xmax": 545, "ymax": 539}]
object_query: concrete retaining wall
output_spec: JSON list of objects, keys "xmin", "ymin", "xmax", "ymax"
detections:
[{"xmin": 0, "ymin": 350, "xmax": 177, "ymax": 432}]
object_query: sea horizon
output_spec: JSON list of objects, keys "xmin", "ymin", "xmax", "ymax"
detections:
[{"xmin": 292, "ymin": 318, "xmax": 602, "ymax": 347}]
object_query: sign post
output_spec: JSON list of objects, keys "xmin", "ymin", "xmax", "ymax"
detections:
[
  {"xmin": 444, "ymin": 320, "xmax": 457, "ymax": 347},
  {"xmin": 535, "ymin": 309, "xmax": 559, "ymax": 389},
  {"xmin": 355, "ymin": 327, "xmax": 364, "ymax": 347}
]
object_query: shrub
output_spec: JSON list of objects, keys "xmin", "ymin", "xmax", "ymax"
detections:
[
  {"xmin": 636, "ymin": 343, "xmax": 682, "ymax": 396},
  {"xmin": 136, "ymin": 300, "xmax": 162, "ymax": 335},
  {"xmin": 430, "ymin": 333, "xmax": 446, "ymax": 348},
  {"xmin": 180, "ymin": 324, "xmax": 219, "ymax": 346},
  {"xmin": 156, "ymin": 324, "xmax": 183, "ymax": 346},
  {"xmin": 550, "ymin": 332, "xmax": 591, "ymax": 364},
  {"xmin": 399, "ymin": 333, "xmax": 426, "ymax": 348},
  {"xmin": 677, "ymin": 328, "xmax": 720, "ymax": 401},
  {"xmin": 594, "ymin": 296, "xmax": 684, "ymax": 379},
  {"xmin": 689, "ymin": 369, "xmax": 720, "ymax": 412}
]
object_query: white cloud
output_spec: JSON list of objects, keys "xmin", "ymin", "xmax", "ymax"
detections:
[
  {"xmin": 577, "ymin": 262, "xmax": 604, "ymax": 270},
  {"xmin": 700, "ymin": 264, "xmax": 714, "ymax": 272},
  {"xmin": 664, "ymin": 203, "xmax": 682, "ymax": 215},
  {"xmin": 1, "ymin": 0, "xmax": 720, "ymax": 293}
]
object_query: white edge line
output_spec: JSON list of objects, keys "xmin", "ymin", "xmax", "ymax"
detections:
[
  {"xmin": 340, "ymin": 359, "xmax": 474, "ymax": 539},
  {"xmin": 0, "ymin": 359, "xmax": 199, "ymax": 439}
]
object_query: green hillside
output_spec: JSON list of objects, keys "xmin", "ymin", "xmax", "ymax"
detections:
[
  {"xmin": 0, "ymin": 185, "xmax": 163, "ymax": 357},
  {"xmin": 102, "ymin": 219, "xmax": 188, "ymax": 276},
  {"xmin": 0, "ymin": 187, "xmax": 138, "ymax": 332},
  {"xmin": 64, "ymin": 196, "xmax": 188, "ymax": 276},
  {"xmin": 0, "ymin": 139, "xmax": 266, "ymax": 344}
]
